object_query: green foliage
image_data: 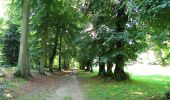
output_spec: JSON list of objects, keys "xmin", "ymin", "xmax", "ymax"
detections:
[
  {"xmin": 129, "ymin": 0, "xmax": 170, "ymax": 31},
  {"xmin": 2, "ymin": 23, "xmax": 20, "ymax": 66},
  {"xmin": 0, "ymin": 18, "xmax": 5, "ymax": 35},
  {"xmin": 76, "ymin": 0, "xmax": 148, "ymax": 69}
]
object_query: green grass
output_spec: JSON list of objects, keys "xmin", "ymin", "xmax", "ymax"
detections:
[
  {"xmin": 16, "ymin": 91, "xmax": 51, "ymax": 100},
  {"xmin": 79, "ymin": 70, "xmax": 170, "ymax": 100},
  {"xmin": 0, "ymin": 78, "xmax": 27, "ymax": 100},
  {"xmin": 0, "ymin": 68, "xmax": 28, "ymax": 100}
]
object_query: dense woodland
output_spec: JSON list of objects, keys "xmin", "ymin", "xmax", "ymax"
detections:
[{"xmin": 0, "ymin": 0, "xmax": 169, "ymax": 80}]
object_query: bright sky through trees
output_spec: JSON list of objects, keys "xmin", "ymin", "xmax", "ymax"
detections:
[{"xmin": 0, "ymin": 0, "xmax": 6, "ymax": 18}]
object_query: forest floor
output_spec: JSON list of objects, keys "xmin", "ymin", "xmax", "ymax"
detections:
[{"xmin": 0, "ymin": 68, "xmax": 84, "ymax": 100}]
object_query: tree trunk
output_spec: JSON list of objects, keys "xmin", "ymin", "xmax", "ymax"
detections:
[
  {"xmin": 80, "ymin": 61, "xmax": 85, "ymax": 70},
  {"xmin": 63, "ymin": 56, "xmax": 67, "ymax": 70},
  {"xmin": 98, "ymin": 62, "xmax": 106, "ymax": 77},
  {"xmin": 67, "ymin": 62, "xmax": 70, "ymax": 69},
  {"xmin": 49, "ymin": 34, "xmax": 58, "ymax": 72},
  {"xmin": 58, "ymin": 33, "xmax": 62, "ymax": 71},
  {"xmin": 113, "ymin": 1, "xmax": 129, "ymax": 80},
  {"xmin": 106, "ymin": 62, "xmax": 113, "ymax": 77},
  {"xmin": 85, "ymin": 60, "xmax": 92, "ymax": 72},
  {"xmin": 85, "ymin": 65, "xmax": 90, "ymax": 72},
  {"xmin": 16, "ymin": 0, "xmax": 30, "ymax": 78},
  {"xmin": 113, "ymin": 54, "xmax": 129, "ymax": 80},
  {"xmin": 39, "ymin": 1, "xmax": 52, "ymax": 74},
  {"xmin": 40, "ymin": 22, "xmax": 49, "ymax": 74},
  {"xmin": 90, "ymin": 66, "xmax": 93, "ymax": 72},
  {"xmin": 80, "ymin": 65, "xmax": 85, "ymax": 70}
]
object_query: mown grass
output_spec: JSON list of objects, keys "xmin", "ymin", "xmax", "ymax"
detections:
[{"xmin": 79, "ymin": 70, "xmax": 170, "ymax": 100}]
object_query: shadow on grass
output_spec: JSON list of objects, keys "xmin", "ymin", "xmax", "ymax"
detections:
[{"xmin": 79, "ymin": 71, "xmax": 169, "ymax": 100}]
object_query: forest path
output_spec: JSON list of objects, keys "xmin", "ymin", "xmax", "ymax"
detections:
[{"xmin": 47, "ymin": 69, "xmax": 84, "ymax": 100}]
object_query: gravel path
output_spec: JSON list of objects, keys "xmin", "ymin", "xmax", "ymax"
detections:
[{"xmin": 47, "ymin": 70, "xmax": 84, "ymax": 100}]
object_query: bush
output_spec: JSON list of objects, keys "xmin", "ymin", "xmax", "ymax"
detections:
[
  {"xmin": 165, "ymin": 90, "xmax": 170, "ymax": 99},
  {"xmin": 2, "ymin": 23, "xmax": 20, "ymax": 66}
]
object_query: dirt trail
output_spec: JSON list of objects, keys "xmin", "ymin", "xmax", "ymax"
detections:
[
  {"xmin": 13, "ymin": 69, "xmax": 84, "ymax": 100},
  {"xmin": 47, "ymin": 70, "xmax": 84, "ymax": 100}
]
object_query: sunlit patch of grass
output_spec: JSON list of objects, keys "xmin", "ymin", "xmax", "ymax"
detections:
[
  {"xmin": 64, "ymin": 96, "xmax": 72, "ymax": 100},
  {"xmin": 79, "ymin": 71, "xmax": 169, "ymax": 100}
]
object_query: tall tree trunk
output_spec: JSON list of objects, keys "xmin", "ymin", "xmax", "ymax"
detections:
[
  {"xmin": 98, "ymin": 61, "xmax": 106, "ymax": 77},
  {"xmin": 40, "ymin": 23, "xmax": 49, "ymax": 74},
  {"xmin": 113, "ymin": 0, "xmax": 129, "ymax": 81},
  {"xmin": 58, "ymin": 33, "xmax": 62, "ymax": 71},
  {"xmin": 16, "ymin": 0, "xmax": 30, "ymax": 78},
  {"xmin": 106, "ymin": 61, "xmax": 113, "ymax": 77},
  {"xmin": 39, "ymin": 1, "xmax": 52, "ymax": 74},
  {"xmin": 49, "ymin": 34, "xmax": 58, "ymax": 72}
]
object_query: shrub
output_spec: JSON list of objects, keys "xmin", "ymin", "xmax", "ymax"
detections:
[{"xmin": 2, "ymin": 23, "xmax": 20, "ymax": 66}]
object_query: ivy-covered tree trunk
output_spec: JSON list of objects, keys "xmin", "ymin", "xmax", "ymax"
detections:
[
  {"xmin": 106, "ymin": 61, "xmax": 113, "ymax": 77},
  {"xmin": 49, "ymin": 34, "xmax": 58, "ymax": 72},
  {"xmin": 16, "ymin": 0, "xmax": 30, "ymax": 78},
  {"xmin": 113, "ymin": 1, "xmax": 129, "ymax": 81},
  {"xmin": 98, "ymin": 62, "xmax": 106, "ymax": 77}
]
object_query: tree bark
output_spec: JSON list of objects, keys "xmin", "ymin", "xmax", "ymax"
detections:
[
  {"xmin": 85, "ymin": 60, "xmax": 93, "ymax": 72},
  {"xmin": 16, "ymin": 0, "xmax": 30, "ymax": 78},
  {"xmin": 106, "ymin": 61, "xmax": 113, "ymax": 77},
  {"xmin": 98, "ymin": 62, "xmax": 106, "ymax": 77},
  {"xmin": 85, "ymin": 65, "xmax": 90, "ymax": 72},
  {"xmin": 113, "ymin": 1, "xmax": 129, "ymax": 81},
  {"xmin": 49, "ymin": 34, "xmax": 58, "ymax": 72},
  {"xmin": 63, "ymin": 56, "xmax": 67, "ymax": 70},
  {"xmin": 40, "ymin": 22, "xmax": 49, "ymax": 74},
  {"xmin": 80, "ymin": 61, "xmax": 85, "ymax": 70},
  {"xmin": 39, "ymin": 1, "xmax": 52, "ymax": 74},
  {"xmin": 113, "ymin": 54, "xmax": 129, "ymax": 80}
]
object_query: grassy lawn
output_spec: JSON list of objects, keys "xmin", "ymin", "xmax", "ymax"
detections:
[{"xmin": 79, "ymin": 66, "xmax": 170, "ymax": 100}]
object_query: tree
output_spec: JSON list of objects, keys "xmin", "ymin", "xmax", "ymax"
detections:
[
  {"xmin": 16, "ymin": 0, "xmax": 31, "ymax": 78},
  {"xmin": 79, "ymin": 0, "xmax": 148, "ymax": 80},
  {"xmin": 48, "ymin": 33, "xmax": 58, "ymax": 72},
  {"xmin": 129, "ymin": 0, "xmax": 170, "ymax": 66}
]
